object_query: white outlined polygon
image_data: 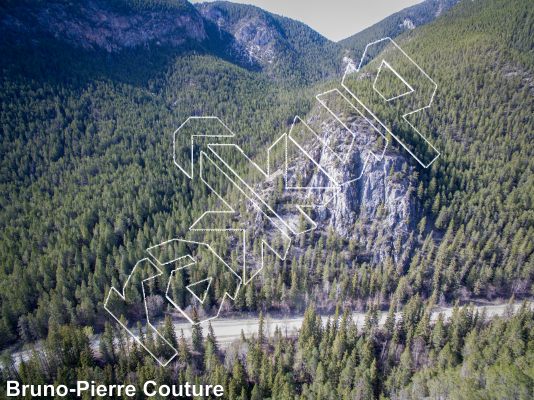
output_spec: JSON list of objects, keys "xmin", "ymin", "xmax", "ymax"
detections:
[
  {"xmin": 186, "ymin": 278, "xmax": 212, "ymax": 304},
  {"xmin": 373, "ymin": 60, "xmax": 414, "ymax": 102},
  {"xmin": 105, "ymin": 38, "xmax": 440, "ymax": 366},
  {"xmin": 173, "ymin": 116, "xmax": 235, "ymax": 179},
  {"xmin": 287, "ymin": 117, "xmax": 341, "ymax": 188},
  {"xmin": 104, "ymin": 258, "xmax": 178, "ymax": 366},
  {"xmin": 149, "ymin": 238, "xmax": 242, "ymax": 324},
  {"xmin": 199, "ymin": 149, "xmax": 295, "ymax": 284},
  {"xmin": 341, "ymin": 37, "xmax": 440, "ymax": 168},
  {"xmin": 315, "ymin": 88, "xmax": 390, "ymax": 187}
]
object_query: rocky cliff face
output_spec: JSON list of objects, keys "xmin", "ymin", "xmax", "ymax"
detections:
[
  {"xmin": 2, "ymin": 0, "xmax": 282, "ymax": 63},
  {"xmin": 312, "ymin": 113, "xmax": 415, "ymax": 243},
  {"xmin": 1, "ymin": 1, "xmax": 207, "ymax": 52},
  {"xmin": 197, "ymin": 3, "xmax": 281, "ymax": 64},
  {"xmin": 256, "ymin": 98, "xmax": 419, "ymax": 266},
  {"xmin": 2, "ymin": 0, "xmax": 420, "ymax": 266}
]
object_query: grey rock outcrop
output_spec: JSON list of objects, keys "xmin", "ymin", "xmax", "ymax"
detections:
[
  {"xmin": 257, "ymin": 99, "xmax": 419, "ymax": 264},
  {"xmin": 197, "ymin": 4, "xmax": 280, "ymax": 64},
  {"xmin": 1, "ymin": 1, "xmax": 207, "ymax": 52},
  {"xmin": 304, "ymin": 116, "xmax": 415, "ymax": 232}
]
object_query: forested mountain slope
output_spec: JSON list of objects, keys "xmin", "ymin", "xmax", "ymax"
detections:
[
  {"xmin": 0, "ymin": 0, "xmax": 533, "ymax": 391},
  {"xmin": 339, "ymin": 0, "xmax": 462, "ymax": 57},
  {"xmin": 0, "ymin": 0, "xmax": 342, "ymax": 84},
  {"xmin": 1, "ymin": 0, "xmax": 456, "ymax": 86},
  {"xmin": 377, "ymin": 0, "xmax": 534, "ymax": 303},
  {"xmin": 0, "ymin": 0, "xmax": 468, "ymax": 351},
  {"xmin": 0, "ymin": 0, "xmax": 205, "ymax": 52},
  {"xmin": 0, "ymin": 0, "xmax": 332, "ymax": 350},
  {"xmin": 195, "ymin": 1, "xmax": 343, "ymax": 81},
  {"xmin": 1, "ymin": 0, "xmax": 534, "ymax": 398}
]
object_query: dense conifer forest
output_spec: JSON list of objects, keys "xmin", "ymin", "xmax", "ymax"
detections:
[
  {"xmin": 4, "ymin": 300, "xmax": 534, "ymax": 399},
  {"xmin": 0, "ymin": 0, "xmax": 533, "ymax": 397}
]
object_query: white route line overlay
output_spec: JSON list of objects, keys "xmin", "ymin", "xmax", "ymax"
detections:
[
  {"xmin": 199, "ymin": 149, "xmax": 294, "ymax": 285},
  {"xmin": 104, "ymin": 258, "xmax": 178, "ymax": 367},
  {"xmin": 151, "ymin": 238, "xmax": 242, "ymax": 324},
  {"xmin": 315, "ymin": 88, "xmax": 389, "ymax": 186},
  {"xmin": 373, "ymin": 60, "xmax": 415, "ymax": 102},
  {"xmin": 186, "ymin": 277, "xmax": 213, "ymax": 304},
  {"xmin": 341, "ymin": 37, "xmax": 440, "ymax": 168},
  {"xmin": 105, "ymin": 38, "xmax": 440, "ymax": 366}
]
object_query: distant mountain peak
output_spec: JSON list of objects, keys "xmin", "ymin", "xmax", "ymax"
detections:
[
  {"xmin": 400, "ymin": 18, "xmax": 416, "ymax": 30},
  {"xmin": 339, "ymin": 0, "xmax": 461, "ymax": 53},
  {"xmin": 197, "ymin": 3, "xmax": 281, "ymax": 64}
]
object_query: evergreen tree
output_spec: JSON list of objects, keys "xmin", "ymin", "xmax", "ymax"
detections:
[
  {"xmin": 191, "ymin": 307, "xmax": 204, "ymax": 353},
  {"xmin": 207, "ymin": 321, "xmax": 219, "ymax": 352},
  {"xmin": 163, "ymin": 315, "xmax": 178, "ymax": 349},
  {"xmin": 179, "ymin": 329, "xmax": 191, "ymax": 364},
  {"xmin": 384, "ymin": 296, "xmax": 397, "ymax": 337},
  {"xmin": 431, "ymin": 313, "xmax": 446, "ymax": 350},
  {"xmin": 258, "ymin": 311, "xmax": 266, "ymax": 345}
]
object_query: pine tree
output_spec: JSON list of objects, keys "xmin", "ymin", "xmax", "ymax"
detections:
[
  {"xmin": 290, "ymin": 266, "xmax": 300, "ymax": 308},
  {"xmin": 298, "ymin": 301, "xmax": 317, "ymax": 349},
  {"xmin": 260, "ymin": 352, "xmax": 272, "ymax": 392},
  {"xmin": 384, "ymin": 296, "xmax": 397, "ymax": 337},
  {"xmin": 234, "ymin": 284, "xmax": 246, "ymax": 311},
  {"xmin": 400, "ymin": 346, "xmax": 414, "ymax": 371},
  {"xmin": 360, "ymin": 338, "xmax": 375, "ymax": 371},
  {"xmin": 251, "ymin": 383, "xmax": 262, "ymax": 400},
  {"xmin": 247, "ymin": 342, "xmax": 262, "ymax": 383},
  {"xmin": 179, "ymin": 329, "xmax": 191, "ymax": 364},
  {"xmin": 204, "ymin": 339, "xmax": 218, "ymax": 372},
  {"xmin": 163, "ymin": 315, "xmax": 178, "ymax": 349},
  {"xmin": 339, "ymin": 352, "xmax": 356, "ymax": 390},
  {"xmin": 372, "ymin": 300, "xmax": 380, "ymax": 327},
  {"xmin": 315, "ymin": 361, "xmax": 325, "ymax": 384},
  {"xmin": 431, "ymin": 313, "xmax": 446, "ymax": 350},
  {"xmin": 80, "ymin": 343, "xmax": 95, "ymax": 369},
  {"xmin": 415, "ymin": 312, "xmax": 431, "ymax": 344},
  {"xmin": 232, "ymin": 359, "xmax": 247, "ymax": 397},
  {"xmin": 258, "ymin": 311, "xmax": 266, "ymax": 345},
  {"xmin": 191, "ymin": 307, "xmax": 204, "ymax": 353},
  {"xmin": 137, "ymin": 321, "xmax": 146, "ymax": 347},
  {"xmin": 246, "ymin": 283, "xmax": 256, "ymax": 311},
  {"xmin": 369, "ymin": 358, "xmax": 378, "ymax": 398},
  {"xmin": 207, "ymin": 321, "xmax": 219, "ymax": 352}
]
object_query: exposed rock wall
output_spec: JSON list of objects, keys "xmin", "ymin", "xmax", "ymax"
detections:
[
  {"xmin": 1, "ymin": 1, "xmax": 207, "ymax": 51},
  {"xmin": 257, "ymin": 100, "xmax": 419, "ymax": 265},
  {"xmin": 197, "ymin": 4, "xmax": 280, "ymax": 64}
]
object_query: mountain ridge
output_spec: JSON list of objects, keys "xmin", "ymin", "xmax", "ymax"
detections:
[
  {"xmin": 0, "ymin": 0, "xmax": 533, "ymax": 367},
  {"xmin": 0, "ymin": 0, "xmax": 462, "ymax": 84},
  {"xmin": 1, "ymin": 1, "xmax": 534, "ymax": 397}
]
